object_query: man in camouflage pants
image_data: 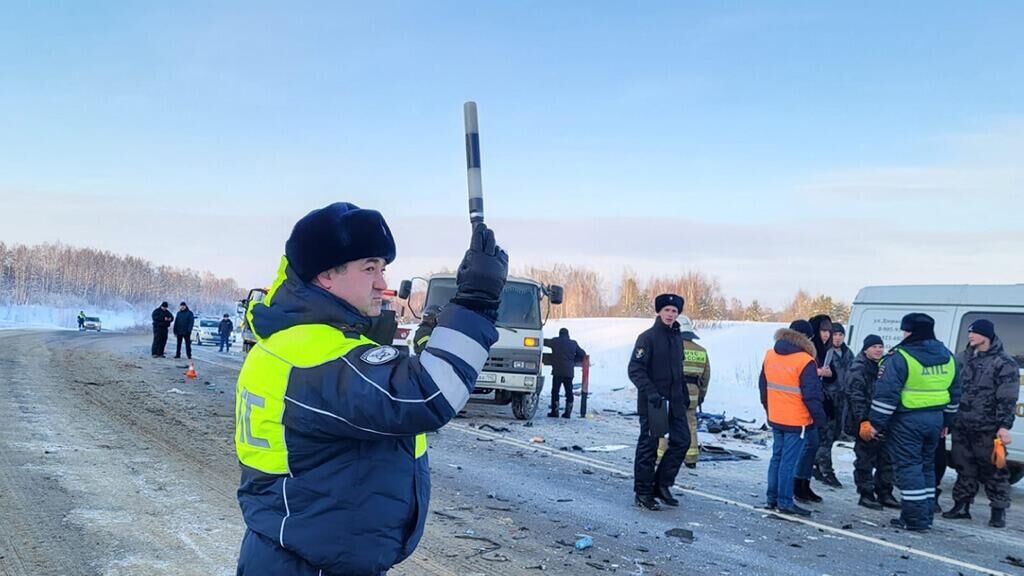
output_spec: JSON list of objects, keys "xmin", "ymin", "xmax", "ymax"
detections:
[{"xmin": 943, "ymin": 319, "xmax": 1020, "ymax": 528}]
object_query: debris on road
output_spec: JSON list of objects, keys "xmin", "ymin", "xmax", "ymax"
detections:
[
  {"xmin": 165, "ymin": 388, "xmax": 190, "ymax": 395},
  {"xmin": 479, "ymin": 424, "xmax": 511, "ymax": 433},
  {"xmin": 665, "ymin": 528, "xmax": 694, "ymax": 543},
  {"xmin": 583, "ymin": 444, "xmax": 630, "ymax": 453},
  {"xmin": 530, "ymin": 436, "xmax": 545, "ymax": 444},
  {"xmin": 574, "ymin": 535, "xmax": 593, "ymax": 551}
]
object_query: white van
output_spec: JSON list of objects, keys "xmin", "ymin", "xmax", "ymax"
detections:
[{"xmin": 849, "ymin": 285, "xmax": 1024, "ymax": 484}]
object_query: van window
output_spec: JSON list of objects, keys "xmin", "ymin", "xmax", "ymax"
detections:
[{"xmin": 956, "ymin": 313, "xmax": 1024, "ymax": 366}]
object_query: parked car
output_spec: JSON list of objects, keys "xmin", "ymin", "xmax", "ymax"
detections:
[
  {"xmin": 82, "ymin": 316, "xmax": 102, "ymax": 332},
  {"xmin": 192, "ymin": 318, "xmax": 236, "ymax": 346}
]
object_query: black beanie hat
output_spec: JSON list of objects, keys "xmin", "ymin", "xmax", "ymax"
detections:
[
  {"xmin": 160, "ymin": 301, "xmax": 169, "ymax": 308},
  {"xmin": 900, "ymin": 313, "xmax": 935, "ymax": 334},
  {"xmin": 968, "ymin": 319, "xmax": 996, "ymax": 341},
  {"xmin": 285, "ymin": 202, "xmax": 396, "ymax": 282},
  {"xmin": 655, "ymin": 293, "xmax": 684, "ymax": 313},
  {"xmin": 559, "ymin": 327, "xmax": 569, "ymax": 336},
  {"xmin": 862, "ymin": 334, "xmax": 884, "ymax": 352},
  {"xmin": 180, "ymin": 301, "xmax": 187, "ymax": 307},
  {"xmin": 789, "ymin": 320, "xmax": 815, "ymax": 340},
  {"xmin": 832, "ymin": 322, "xmax": 845, "ymax": 335}
]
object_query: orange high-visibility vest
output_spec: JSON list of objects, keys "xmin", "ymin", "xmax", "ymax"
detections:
[{"xmin": 763, "ymin": 349, "xmax": 814, "ymax": 427}]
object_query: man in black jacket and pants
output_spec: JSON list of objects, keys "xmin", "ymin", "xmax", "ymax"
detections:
[
  {"xmin": 847, "ymin": 334, "xmax": 899, "ymax": 510},
  {"xmin": 544, "ymin": 328, "xmax": 587, "ymax": 418},
  {"xmin": 173, "ymin": 302, "xmax": 195, "ymax": 360},
  {"xmin": 151, "ymin": 302, "xmax": 174, "ymax": 357},
  {"xmin": 628, "ymin": 293, "xmax": 688, "ymax": 511}
]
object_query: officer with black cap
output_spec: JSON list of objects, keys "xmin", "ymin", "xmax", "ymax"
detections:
[
  {"xmin": 628, "ymin": 293, "xmax": 689, "ymax": 510},
  {"xmin": 865, "ymin": 313, "xmax": 961, "ymax": 531},
  {"xmin": 234, "ymin": 202, "xmax": 508, "ymax": 575}
]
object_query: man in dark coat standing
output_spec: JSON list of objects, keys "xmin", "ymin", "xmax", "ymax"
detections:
[
  {"xmin": 151, "ymin": 301, "xmax": 173, "ymax": 358},
  {"xmin": 173, "ymin": 301, "xmax": 195, "ymax": 360},
  {"xmin": 544, "ymin": 327, "xmax": 587, "ymax": 418},
  {"xmin": 847, "ymin": 334, "xmax": 899, "ymax": 510},
  {"xmin": 815, "ymin": 322, "xmax": 855, "ymax": 487},
  {"xmin": 628, "ymin": 293, "xmax": 688, "ymax": 511},
  {"xmin": 943, "ymin": 319, "xmax": 1020, "ymax": 528},
  {"xmin": 218, "ymin": 313, "xmax": 234, "ymax": 352}
]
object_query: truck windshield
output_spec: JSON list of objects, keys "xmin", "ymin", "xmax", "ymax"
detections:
[
  {"xmin": 200, "ymin": 320, "xmax": 220, "ymax": 328},
  {"xmin": 424, "ymin": 278, "xmax": 542, "ymax": 330}
]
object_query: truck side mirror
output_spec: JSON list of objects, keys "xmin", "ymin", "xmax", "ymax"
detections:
[
  {"xmin": 398, "ymin": 280, "xmax": 412, "ymax": 300},
  {"xmin": 236, "ymin": 301, "xmax": 246, "ymax": 316},
  {"xmin": 548, "ymin": 285, "xmax": 564, "ymax": 305}
]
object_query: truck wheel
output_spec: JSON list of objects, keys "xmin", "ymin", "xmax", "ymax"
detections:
[
  {"xmin": 511, "ymin": 388, "xmax": 540, "ymax": 420},
  {"xmin": 1009, "ymin": 462, "xmax": 1024, "ymax": 486}
]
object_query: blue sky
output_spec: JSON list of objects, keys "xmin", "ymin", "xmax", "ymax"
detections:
[{"xmin": 2, "ymin": 2, "xmax": 1021, "ymax": 306}]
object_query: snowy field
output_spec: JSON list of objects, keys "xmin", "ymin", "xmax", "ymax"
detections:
[
  {"xmin": 0, "ymin": 304, "xmax": 146, "ymax": 331},
  {"xmin": 542, "ymin": 318, "xmax": 785, "ymax": 423}
]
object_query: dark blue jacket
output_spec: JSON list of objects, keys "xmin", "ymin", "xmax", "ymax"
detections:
[
  {"xmin": 236, "ymin": 263, "xmax": 498, "ymax": 575},
  {"xmin": 759, "ymin": 330, "xmax": 827, "ymax": 432},
  {"xmin": 869, "ymin": 339, "xmax": 962, "ymax": 432},
  {"xmin": 544, "ymin": 333, "xmax": 586, "ymax": 379},
  {"xmin": 219, "ymin": 318, "xmax": 234, "ymax": 335}
]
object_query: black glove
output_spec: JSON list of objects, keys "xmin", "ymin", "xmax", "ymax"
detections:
[
  {"xmin": 647, "ymin": 392, "xmax": 665, "ymax": 410},
  {"xmin": 412, "ymin": 306, "xmax": 441, "ymax": 355},
  {"xmin": 451, "ymin": 224, "xmax": 508, "ymax": 317}
]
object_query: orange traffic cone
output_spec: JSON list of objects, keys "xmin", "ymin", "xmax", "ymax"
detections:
[{"xmin": 185, "ymin": 360, "xmax": 197, "ymax": 380}]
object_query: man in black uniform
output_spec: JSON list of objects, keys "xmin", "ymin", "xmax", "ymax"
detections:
[
  {"xmin": 847, "ymin": 334, "xmax": 899, "ymax": 510},
  {"xmin": 173, "ymin": 301, "xmax": 195, "ymax": 360},
  {"xmin": 151, "ymin": 301, "xmax": 173, "ymax": 357},
  {"xmin": 629, "ymin": 293, "xmax": 689, "ymax": 511},
  {"xmin": 943, "ymin": 319, "xmax": 1020, "ymax": 528},
  {"xmin": 544, "ymin": 327, "xmax": 587, "ymax": 418}
]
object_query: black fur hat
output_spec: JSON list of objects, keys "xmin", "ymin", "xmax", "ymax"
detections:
[
  {"xmin": 655, "ymin": 293, "xmax": 684, "ymax": 313},
  {"xmin": 285, "ymin": 202, "xmax": 396, "ymax": 282}
]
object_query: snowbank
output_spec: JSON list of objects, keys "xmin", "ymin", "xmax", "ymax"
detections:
[
  {"xmin": 0, "ymin": 304, "xmax": 146, "ymax": 331},
  {"xmin": 542, "ymin": 318, "xmax": 785, "ymax": 422}
]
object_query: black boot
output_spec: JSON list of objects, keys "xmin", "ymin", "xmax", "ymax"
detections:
[
  {"xmin": 990, "ymin": 508, "xmax": 1006, "ymax": 528},
  {"xmin": 654, "ymin": 485, "xmax": 679, "ymax": 507},
  {"xmin": 942, "ymin": 501, "xmax": 971, "ymax": 520},
  {"xmin": 858, "ymin": 493, "xmax": 883, "ymax": 510},
  {"xmin": 795, "ymin": 479, "xmax": 822, "ymax": 504},
  {"xmin": 562, "ymin": 403, "xmax": 573, "ymax": 419},
  {"xmin": 877, "ymin": 492, "xmax": 901, "ymax": 509},
  {"xmin": 890, "ymin": 517, "xmax": 928, "ymax": 532},
  {"xmin": 547, "ymin": 406, "xmax": 559, "ymax": 417},
  {"xmin": 635, "ymin": 494, "xmax": 662, "ymax": 511},
  {"xmin": 778, "ymin": 503, "xmax": 812, "ymax": 517},
  {"xmin": 822, "ymin": 472, "xmax": 843, "ymax": 489},
  {"xmin": 812, "ymin": 467, "xmax": 826, "ymax": 482}
]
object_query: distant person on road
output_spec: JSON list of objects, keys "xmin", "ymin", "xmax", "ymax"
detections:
[
  {"xmin": 847, "ymin": 335, "xmax": 899, "ymax": 510},
  {"xmin": 544, "ymin": 327, "xmax": 587, "ymax": 419},
  {"xmin": 867, "ymin": 313, "xmax": 961, "ymax": 531},
  {"xmin": 173, "ymin": 302, "xmax": 195, "ymax": 360},
  {"xmin": 679, "ymin": 316, "xmax": 710, "ymax": 469},
  {"xmin": 943, "ymin": 319, "xmax": 1019, "ymax": 528},
  {"xmin": 218, "ymin": 313, "xmax": 234, "ymax": 353},
  {"xmin": 628, "ymin": 293, "xmax": 689, "ymax": 511},
  {"xmin": 760, "ymin": 320, "xmax": 827, "ymax": 517},
  {"xmin": 77, "ymin": 310, "xmax": 86, "ymax": 331},
  {"xmin": 234, "ymin": 202, "xmax": 506, "ymax": 575},
  {"xmin": 151, "ymin": 302, "xmax": 173, "ymax": 358}
]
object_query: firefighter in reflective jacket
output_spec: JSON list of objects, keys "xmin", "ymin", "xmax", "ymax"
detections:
[
  {"xmin": 680, "ymin": 317, "xmax": 710, "ymax": 468},
  {"xmin": 234, "ymin": 203, "xmax": 507, "ymax": 576},
  {"xmin": 865, "ymin": 313, "xmax": 961, "ymax": 531}
]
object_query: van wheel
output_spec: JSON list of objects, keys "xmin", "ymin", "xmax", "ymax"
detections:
[
  {"xmin": 511, "ymin": 388, "xmax": 540, "ymax": 420},
  {"xmin": 1009, "ymin": 463, "xmax": 1024, "ymax": 486}
]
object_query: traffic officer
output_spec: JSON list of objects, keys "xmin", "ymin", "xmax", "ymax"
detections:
[
  {"xmin": 234, "ymin": 202, "xmax": 507, "ymax": 575},
  {"xmin": 866, "ymin": 313, "xmax": 961, "ymax": 531},
  {"xmin": 679, "ymin": 316, "xmax": 711, "ymax": 468},
  {"xmin": 943, "ymin": 319, "xmax": 1020, "ymax": 528},
  {"xmin": 628, "ymin": 293, "xmax": 688, "ymax": 510}
]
